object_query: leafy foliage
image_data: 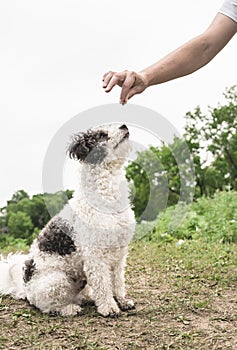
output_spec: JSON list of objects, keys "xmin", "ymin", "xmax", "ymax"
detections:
[
  {"xmin": 184, "ymin": 85, "xmax": 237, "ymax": 195},
  {"xmin": 126, "ymin": 86, "xmax": 237, "ymax": 219},
  {"xmin": 126, "ymin": 137, "xmax": 195, "ymax": 221},
  {"xmin": 135, "ymin": 190, "xmax": 237, "ymax": 243},
  {"xmin": 0, "ymin": 189, "xmax": 73, "ymax": 246},
  {"xmin": 7, "ymin": 211, "xmax": 33, "ymax": 239}
]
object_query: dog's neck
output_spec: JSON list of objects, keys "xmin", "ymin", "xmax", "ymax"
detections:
[{"xmin": 75, "ymin": 163, "xmax": 130, "ymax": 211}]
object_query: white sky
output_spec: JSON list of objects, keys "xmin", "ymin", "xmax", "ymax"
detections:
[{"xmin": 0, "ymin": 0, "xmax": 236, "ymax": 207}]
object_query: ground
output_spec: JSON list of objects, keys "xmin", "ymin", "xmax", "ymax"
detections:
[{"xmin": 0, "ymin": 240, "xmax": 237, "ymax": 349}]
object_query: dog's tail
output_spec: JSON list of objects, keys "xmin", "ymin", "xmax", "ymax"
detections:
[{"xmin": 0, "ymin": 253, "xmax": 27, "ymax": 299}]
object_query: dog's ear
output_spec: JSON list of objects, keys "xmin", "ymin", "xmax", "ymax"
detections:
[
  {"xmin": 68, "ymin": 133, "xmax": 90, "ymax": 161},
  {"xmin": 68, "ymin": 132, "xmax": 107, "ymax": 164}
]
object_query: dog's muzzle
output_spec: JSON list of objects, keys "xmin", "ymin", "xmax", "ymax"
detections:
[{"xmin": 114, "ymin": 125, "xmax": 129, "ymax": 149}]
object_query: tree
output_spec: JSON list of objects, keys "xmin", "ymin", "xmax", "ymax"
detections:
[
  {"xmin": 184, "ymin": 85, "xmax": 237, "ymax": 195},
  {"xmin": 7, "ymin": 190, "xmax": 29, "ymax": 205},
  {"xmin": 126, "ymin": 137, "xmax": 195, "ymax": 221},
  {"xmin": 1, "ymin": 189, "xmax": 74, "ymax": 242},
  {"xmin": 8, "ymin": 211, "xmax": 33, "ymax": 240},
  {"xmin": 126, "ymin": 148, "xmax": 168, "ymax": 221},
  {"xmin": 126, "ymin": 86, "xmax": 237, "ymax": 220}
]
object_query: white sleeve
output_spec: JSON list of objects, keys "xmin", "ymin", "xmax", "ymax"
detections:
[{"xmin": 219, "ymin": 0, "xmax": 237, "ymax": 23}]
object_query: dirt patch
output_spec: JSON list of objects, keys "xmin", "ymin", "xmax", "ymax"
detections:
[{"xmin": 0, "ymin": 241, "xmax": 237, "ymax": 349}]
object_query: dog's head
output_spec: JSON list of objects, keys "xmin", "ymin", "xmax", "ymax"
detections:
[{"xmin": 68, "ymin": 124, "xmax": 130, "ymax": 167}]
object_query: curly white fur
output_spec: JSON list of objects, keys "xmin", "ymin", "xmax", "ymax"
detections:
[{"xmin": 0, "ymin": 124, "xmax": 136, "ymax": 317}]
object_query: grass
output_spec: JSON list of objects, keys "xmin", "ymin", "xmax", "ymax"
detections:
[{"xmin": 0, "ymin": 239, "xmax": 237, "ymax": 349}]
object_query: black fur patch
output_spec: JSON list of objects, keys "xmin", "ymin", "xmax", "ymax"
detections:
[
  {"xmin": 37, "ymin": 217, "xmax": 76, "ymax": 256},
  {"xmin": 68, "ymin": 130, "xmax": 109, "ymax": 164},
  {"xmin": 23, "ymin": 259, "xmax": 36, "ymax": 283}
]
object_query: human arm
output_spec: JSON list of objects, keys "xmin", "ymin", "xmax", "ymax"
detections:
[{"xmin": 102, "ymin": 13, "xmax": 237, "ymax": 105}]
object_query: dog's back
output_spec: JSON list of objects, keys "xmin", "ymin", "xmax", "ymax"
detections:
[{"xmin": 0, "ymin": 253, "xmax": 27, "ymax": 299}]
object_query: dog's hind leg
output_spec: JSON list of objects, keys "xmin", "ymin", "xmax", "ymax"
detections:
[
  {"xmin": 25, "ymin": 270, "xmax": 82, "ymax": 316},
  {"xmin": 75, "ymin": 284, "xmax": 93, "ymax": 305}
]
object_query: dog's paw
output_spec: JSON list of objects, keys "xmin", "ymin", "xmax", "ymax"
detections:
[
  {"xmin": 97, "ymin": 300, "xmax": 121, "ymax": 318},
  {"xmin": 116, "ymin": 298, "xmax": 135, "ymax": 311},
  {"xmin": 60, "ymin": 304, "xmax": 82, "ymax": 316}
]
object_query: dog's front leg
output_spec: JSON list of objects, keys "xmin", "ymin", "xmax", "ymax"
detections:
[
  {"xmin": 83, "ymin": 256, "xmax": 120, "ymax": 317},
  {"xmin": 111, "ymin": 249, "xmax": 135, "ymax": 311}
]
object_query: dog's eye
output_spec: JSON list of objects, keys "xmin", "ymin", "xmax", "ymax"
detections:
[{"xmin": 99, "ymin": 132, "xmax": 109, "ymax": 139}]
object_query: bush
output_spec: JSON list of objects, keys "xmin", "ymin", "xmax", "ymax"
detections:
[
  {"xmin": 135, "ymin": 190, "xmax": 237, "ymax": 243},
  {"xmin": 0, "ymin": 234, "xmax": 29, "ymax": 252}
]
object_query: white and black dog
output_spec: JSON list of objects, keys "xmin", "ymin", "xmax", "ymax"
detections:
[{"xmin": 0, "ymin": 124, "xmax": 136, "ymax": 317}]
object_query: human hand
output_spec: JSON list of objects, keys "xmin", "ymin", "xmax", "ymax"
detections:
[{"xmin": 102, "ymin": 70, "xmax": 148, "ymax": 105}]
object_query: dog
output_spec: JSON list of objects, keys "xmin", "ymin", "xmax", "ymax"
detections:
[{"xmin": 0, "ymin": 124, "xmax": 136, "ymax": 317}]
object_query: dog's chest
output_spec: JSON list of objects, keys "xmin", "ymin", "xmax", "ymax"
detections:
[
  {"xmin": 60, "ymin": 173, "xmax": 136, "ymax": 248},
  {"xmin": 74, "ymin": 206, "xmax": 135, "ymax": 248}
]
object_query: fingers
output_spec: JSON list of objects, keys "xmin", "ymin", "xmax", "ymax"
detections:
[
  {"xmin": 102, "ymin": 70, "xmax": 146, "ymax": 104},
  {"xmin": 120, "ymin": 72, "xmax": 136, "ymax": 105},
  {"xmin": 102, "ymin": 71, "xmax": 126, "ymax": 93},
  {"xmin": 102, "ymin": 71, "xmax": 114, "ymax": 89},
  {"xmin": 121, "ymin": 89, "xmax": 136, "ymax": 105}
]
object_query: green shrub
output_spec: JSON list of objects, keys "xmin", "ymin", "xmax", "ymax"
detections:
[
  {"xmin": 0, "ymin": 234, "xmax": 29, "ymax": 253},
  {"xmin": 135, "ymin": 190, "xmax": 237, "ymax": 243}
]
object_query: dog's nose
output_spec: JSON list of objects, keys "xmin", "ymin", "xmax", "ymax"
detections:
[{"xmin": 119, "ymin": 124, "xmax": 128, "ymax": 131}]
